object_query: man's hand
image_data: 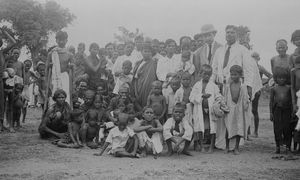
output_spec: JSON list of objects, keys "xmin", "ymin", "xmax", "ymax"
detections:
[
  {"xmin": 293, "ymin": 104, "xmax": 298, "ymax": 115},
  {"xmin": 56, "ymin": 112, "xmax": 62, "ymax": 119},
  {"xmin": 270, "ymin": 114, "xmax": 273, "ymax": 122},
  {"xmin": 202, "ymin": 93, "xmax": 211, "ymax": 99},
  {"xmin": 57, "ymin": 133, "xmax": 65, "ymax": 139},
  {"xmin": 247, "ymin": 86, "xmax": 252, "ymax": 100}
]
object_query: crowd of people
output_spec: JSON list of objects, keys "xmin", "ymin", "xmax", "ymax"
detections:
[{"xmin": 0, "ymin": 24, "xmax": 300, "ymax": 158}]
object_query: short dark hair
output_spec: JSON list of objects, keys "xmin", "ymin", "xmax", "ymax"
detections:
[
  {"xmin": 276, "ymin": 39, "xmax": 287, "ymax": 45},
  {"xmin": 273, "ymin": 67, "xmax": 289, "ymax": 82},
  {"xmin": 52, "ymin": 89, "xmax": 67, "ymax": 101},
  {"xmin": 201, "ymin": 64, "xmax": 213, "ymax": 73},
  {"xmin": 55, "ymin": 31, "xmax": 68, "ymax": 40},
  {"xmin": 165, "ymin": 39, "xmax": 177, "ymax": 46},
  {"xmin": 230, "ymin": 65, "xmax": 243, "ymax": 76},
  {"xmin": 291, "ymin": 29, "xmax": 300, "ymax": 42},
  {"xmin": 89, "ymin": 43, "xmax": 99, "ymax": 51},
  {"xmin": 225, "ymin": 25, "xmax": 237, "ymax": 32}
]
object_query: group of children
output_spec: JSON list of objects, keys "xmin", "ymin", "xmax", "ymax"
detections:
[{"xmin": 2, "ymin": 27, "xmax": 300, "ymax": 159}]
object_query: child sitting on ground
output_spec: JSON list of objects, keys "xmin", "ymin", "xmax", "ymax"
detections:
[
  {"xmin": 163, "ymin": 103, "xmax": 193, "ymax": 156},
  {"xmin": 270, "ymin": 67, "xmax": 293, "ymax": 154},
  {"xmin": 132, "ymin": 107, "xmax": 163, "ymax": 158},
  {"xmin": 57, "ymin": 99, "xmax": 84, "ymax": 148},
  {"xmin": 81, "ymin": 96, "xmax": 105, "ymax": 148},
  {"xmin": 147, "ymin": 81, "xmax": 167, "ymax": 123},
  {"xmin": 113, "ymin": 60, "xmax": 133, "ymax": 95},
  {"xmin": 94, "ymin": 113, "xmax": 139, "ymax": 158}
]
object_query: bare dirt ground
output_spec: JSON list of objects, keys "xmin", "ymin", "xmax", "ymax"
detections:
[{"xmin": 0, "ymin": 97, "xmax": 300, "ymax": 180}]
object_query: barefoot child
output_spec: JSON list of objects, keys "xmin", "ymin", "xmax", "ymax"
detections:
[
  {"xmin": 133, "ymin": 107, "xmax": 163, "ymax": 158},
  {"xmin": 81, "ymin": 96, "xmax": 105, "ymax": 148},
  {"xmin": 22, "ymin": 59, "xmax": 37, "ymax": 123},
  {"xmin": 270, "ymin": 67, "xmax": 293, "ymax": 154},
  {"xmin": 163, "ymin": 103, "xmax": 193, "ymax": 156},
  {"xmin": 57, "ymin": 99, "xmax": 84, "ymax": 148},
  {"xmin": 224, "ymin": 65, "xmax": 250, "ymax": 155},
  {"xmin": 147, "ymin": 81, "xmax": 167, "ymax": 123},
  {"xmin": 3, "ymin": 68, "xmax": 23, "ymax": 132},
  {"xmin": 94, "ymin": 113, "xmax": 139, "ymax": 158},
  {"xmin": 190, "ymin": 65, "xmax": 221, "ymax": 153},
  {"xmin": 12, "ymin": 83, "xmax": 25, "ymax": 129},
  {"xmin": 35, "ymin": 62, "xmax": 47, "ymax": 109}
]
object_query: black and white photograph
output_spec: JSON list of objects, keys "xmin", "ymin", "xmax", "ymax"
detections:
[{"xmin": 0, "ymin": 0, "xmax": 300, "ymax": 179}]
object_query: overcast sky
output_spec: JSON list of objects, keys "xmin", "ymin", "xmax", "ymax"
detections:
[{"xmin": 44, "ymin": 0, "xmax": 300, "ymax": 70}]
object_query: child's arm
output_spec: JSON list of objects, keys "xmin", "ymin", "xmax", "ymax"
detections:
[
  {"xmin": 131, "ymin": 134, "xmax": 139, "ymax": 156},
  {"xmin": 68, "ymin": 122, "xmax": 77, "ymax": 144},
  {"xmin": 291, "ymin": 70, "xmax": 297, "ymax": 114},
  {"xmin": 94, "ymin": 142, "xmax": 109, "ymax": 156},
  {"xmin": 134, "ymin": 124, "xmax": 152, "ymax": 133},
  {"xmin": 159, "ymin": 96, "xmax": 167, "ymax": 120},
  {"xmin": 146, "ymin": 95, "xmax": 152, "ymax": 107},
  {"xmin": 1, "ymin": 29, "xmax": 17, "ymax": 52},
  {"xmin": 269, "ymin": 88, "xmax": 274, "ymax": 122},
  {"xmin": 149, "ymin": 119, "xmax": 163, "ymax": 133}
]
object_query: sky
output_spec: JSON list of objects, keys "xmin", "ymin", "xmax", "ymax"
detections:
[{"xmin": 39, "ymin": 0, "xmax": 300, "ymax": 70}]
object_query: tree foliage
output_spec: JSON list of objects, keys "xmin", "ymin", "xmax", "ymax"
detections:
[
  {"xmin": 114, "ymin": 26, "xmax": 143, "ymax": 43},
  {"xmin": 0, "ymin": 0, "xmax": 75, "ymax": 64}
]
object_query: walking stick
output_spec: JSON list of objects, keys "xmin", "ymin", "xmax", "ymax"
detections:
[
  {"xmin": 69, "ymin": 64, "xmax": 74, "ymax": 110},
  {"xmin": 43, "ymin": 64, "xmax": 52, "ymax": 115}
]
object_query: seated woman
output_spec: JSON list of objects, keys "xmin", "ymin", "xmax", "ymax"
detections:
[{"xmin": 38, "ymin": 89, "xmax": 71, "ymax": 139}]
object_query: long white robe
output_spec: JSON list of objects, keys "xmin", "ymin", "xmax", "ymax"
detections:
[{"xmin": 189, "ymin": 80, "xmax": 220, "ymax": 133}]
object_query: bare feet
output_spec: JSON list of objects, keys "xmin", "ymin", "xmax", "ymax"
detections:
[
  {"xmin": 166, "ymin": 150, "xmax": 173, "ymax": 156},
  {"xmin": 275, "ymin": 147, "xmax": 280, "ymax": 154},
  {"xmin": 9, "ymin": 127, "xmax": 16, "ymax": 133},
  {"xmin": 194, "ymin": 143, "xmax": 200, "ymax": 151},
  {"xmin": 182, "ymin": 150, "xmax": 192, "ymax": 156},
  {"xmin": 208, "ymin": 147, "xmax": 214, "ymax": 154},
  {"xmin": 233, "ymin": 149, "xmax": 240, "ymax": 155}
]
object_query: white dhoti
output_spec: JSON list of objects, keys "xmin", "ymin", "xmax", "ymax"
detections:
[
  {"xmin": 137, "ymin": 132, "xmax": 163, "ymax": 154},
  {"xmin": 50, "ymin": 48, "xmax": 70, "ymax": 105}
]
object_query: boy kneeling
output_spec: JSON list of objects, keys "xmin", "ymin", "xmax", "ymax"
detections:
[
  {"xmin": 163, "ymin": 103, "xmax": 193, "ymax": 156},
  {"xmin": 94, "ymin": 113, "xmax": 140, "ymax": 158}
]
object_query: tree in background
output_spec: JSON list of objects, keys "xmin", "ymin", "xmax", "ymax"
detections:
[
  {"xmin": 114, "ymin": 26, "xmax": 143, "ymax": 43},
  {"xmin": 0, "ymin": 0, "xmax": 75, "ymax": 67}
]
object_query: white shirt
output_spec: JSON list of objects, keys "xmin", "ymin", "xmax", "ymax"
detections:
[{"xmin": 106, "ymin": 126, "xmax": 135, "ymax": 151}]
